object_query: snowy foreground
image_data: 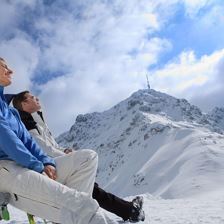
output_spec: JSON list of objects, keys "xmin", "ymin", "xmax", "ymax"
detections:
[{"xmin": 2, "ymin": 191, "xmax": 224, "ymax": 224}]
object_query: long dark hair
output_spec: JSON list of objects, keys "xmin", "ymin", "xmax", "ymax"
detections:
[{"xmin": 12, "ymin": 91, "xmax": 30, "ymax": 111}]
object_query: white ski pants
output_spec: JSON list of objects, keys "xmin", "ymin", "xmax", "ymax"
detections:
[{"xmin": 0, "ymin": 149, "xmax": 118, "ymax": 224}]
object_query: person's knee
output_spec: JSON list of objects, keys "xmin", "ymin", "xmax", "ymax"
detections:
[
  {"xmin": 82, "ymin": 149, "xmax": 98, "ymax": 163},
  {"xmin": 71, "ymin": 149, "xmax": 98, "ymax": 165}
]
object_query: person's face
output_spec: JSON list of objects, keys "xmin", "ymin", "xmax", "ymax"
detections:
[
  {"xmin": 0, "ymin": 59, "xmax": 13, "ymax": 87},
  {"xmin": 21, "ymin": 92, "xmax": 41, "ymax": 113}
]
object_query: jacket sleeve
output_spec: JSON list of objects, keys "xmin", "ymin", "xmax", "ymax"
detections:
[
  {"xmin": 29, "ymin": 129, "xmax": 65, "ymax": 158},
  {"xmin": 19, "ymin": 122, "xmax": 56, "ymax": 168},
  {"xmin": 0, "ymin": 114, "xmax": 55, "ymax": 173}
]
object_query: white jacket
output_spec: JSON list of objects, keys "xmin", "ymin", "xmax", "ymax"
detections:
[{"xmin": 29, "ymin": 112, "xmax": 65, "ymax": 158}]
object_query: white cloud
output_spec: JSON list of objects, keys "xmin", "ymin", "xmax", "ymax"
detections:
[
  {"xmin": 0, "ymin": 1, "xmax": 17, "ymax": 32},
  {"xmin": 0, "ymin": 0, "xmax": 38, "ymax": 31},
  {"xmin": 182, "ymin": 0, "xmax": 215, "ymax": 17},
  {"xmin": 1, "ymin": 0, "xmax": 224, "ymax": 135},
  {"xmin": 151, "ymin": 49, "xmax": 224, "ymax": 111},
  {"xmin": 0, "ymin": 36, "xmax": 39, "ymax": 93}
]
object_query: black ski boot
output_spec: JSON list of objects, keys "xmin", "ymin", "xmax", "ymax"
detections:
[{"xmin": 129, "ymin": 196, "xmax": 145, "ymax": 222}]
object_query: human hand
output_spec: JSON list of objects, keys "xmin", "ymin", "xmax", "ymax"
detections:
[
  {"xmin": 43, "ymin": 165, "xmax": 57, "ymax": 180},
  {"xmin": 64, "ymin": 148, "xmax": 73, "ymax": 154}
]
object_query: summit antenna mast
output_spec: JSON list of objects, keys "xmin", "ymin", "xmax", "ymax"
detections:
[{"xmin": 146, "ymin": 74, "xmax": 150, "ymax": 89}]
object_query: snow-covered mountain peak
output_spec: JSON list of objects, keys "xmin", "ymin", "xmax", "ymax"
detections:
[
  {"xmin": 124, "ymin": 89, "xmax": 203, "ymax": 123},
  {"xmin": 57, "ymin": 89, "xmax": 224, "ymax": 200}
]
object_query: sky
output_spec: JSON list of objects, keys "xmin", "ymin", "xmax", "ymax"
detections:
[{"xmin": 1, "ymin": 0, "xmax": 224, "ymax": 136}]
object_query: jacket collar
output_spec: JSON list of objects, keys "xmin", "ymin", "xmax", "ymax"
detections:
[
  {"xmin": 18, "ymin": 110, "xmax": 38, "ymax": 131},
  {"xmin": 4, "ymin": 94, "xmax": 16, "ymax": 105},
  {"xmin": 0, "ymin": 85, "xmax": 7, "ymax": 102},
  {"xmin": 37, "ymin": 111, "xmax": 45, "ymax": 122},
  {"xmin": 0, "ymin": 85, "xmax": 4, "ymax": 97}
]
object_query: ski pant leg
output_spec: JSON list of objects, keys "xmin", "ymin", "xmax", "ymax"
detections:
[
  {"xmin": 89, "ymin": 207, "xmax": 119, "ymax": 224},
  {"xmin": 0, "ymin": 150, "xmax": 118, "ymax": 224},
  {"xmin": 55, "ymin": 149, "xmax": 98, "ymax": 196},
  {"xmin": 93, "ymin": 183, "xmax": 132, "ymax": 221}
]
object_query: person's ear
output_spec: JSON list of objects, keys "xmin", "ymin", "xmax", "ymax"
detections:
[{"xmin": 21, "ymin": 101, "xmax": 27, "ymax": 110}]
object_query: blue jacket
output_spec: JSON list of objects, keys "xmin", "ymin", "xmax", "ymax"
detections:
[{"xmin": 0, "ymin": 86, "xmax": 55, "ymax": 173}]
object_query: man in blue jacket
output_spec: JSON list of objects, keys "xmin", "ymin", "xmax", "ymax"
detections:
[{"xmin": 0, "ymin": 57, "xmax": 118, "ymax": 224}]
